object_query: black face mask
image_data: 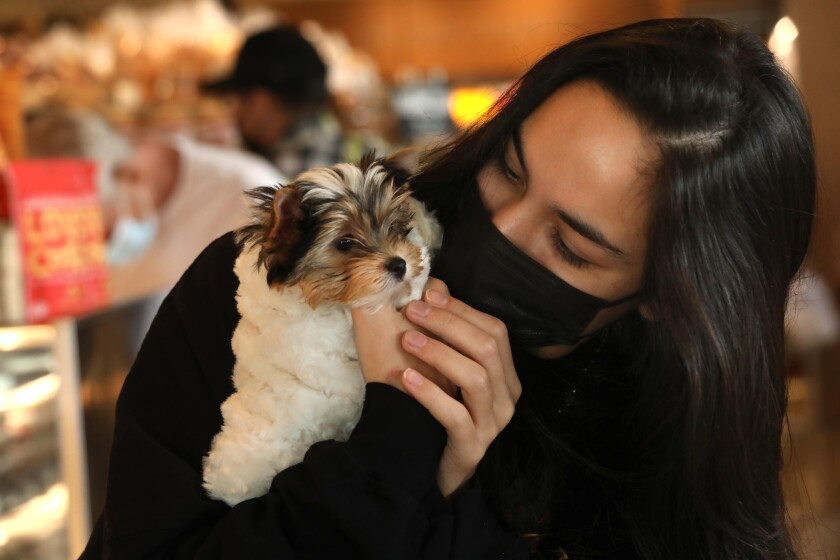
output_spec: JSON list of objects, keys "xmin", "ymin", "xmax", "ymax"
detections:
[{"xmin": 432, "ymin": 190, "xmax": 638, "ymax": 349}]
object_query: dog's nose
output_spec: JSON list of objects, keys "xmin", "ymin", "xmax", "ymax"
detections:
[{"xmin": 386, "ymin": 257, "xmax": 407, "ymax": 279}]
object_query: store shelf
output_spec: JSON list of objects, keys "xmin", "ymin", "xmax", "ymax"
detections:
[
  {"xmin": 0, "ymin": 483, "xmax": 69, "ymax": 559},
  {"xmin": 0, "ymin": 323, "xmax": 79, "ymax": 559}
]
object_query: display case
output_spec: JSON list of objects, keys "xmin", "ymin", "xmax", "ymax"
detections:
[{"xmin": 0, "ymin": 321, "xmax": 90, "ymax": 559}]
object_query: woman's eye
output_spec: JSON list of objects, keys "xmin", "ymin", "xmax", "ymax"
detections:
[
  {"xmin": 550, "ymin": 229, "xmax": 589, "ymax": 269},
  {"xmin": 495, "ymin": 154, "xmax": 522, "ymax": 184},
  {"xmin": 502, "ymin": 161, "xmax": 522, "ymax": 183},
  {"xmin": 334, "ymin": 236, "xmax": 357, "ymax": 252}
]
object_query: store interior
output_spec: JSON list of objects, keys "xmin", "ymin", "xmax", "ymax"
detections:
[{"xmin": 0, "ymin": 0, "xmax": 839, "ymax": 558}]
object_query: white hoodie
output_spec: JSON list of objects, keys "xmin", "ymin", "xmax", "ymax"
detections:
[{"xmin": 108, "ymin": 136, "xmax": 283, "ymax": 303}]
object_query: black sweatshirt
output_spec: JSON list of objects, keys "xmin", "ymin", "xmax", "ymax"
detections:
[{"xmin": 80, "ymin": 232, "xmax": 530, "ymax": 559}]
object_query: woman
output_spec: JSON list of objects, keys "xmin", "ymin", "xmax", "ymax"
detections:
[{"xmin": 81, "ymin": 18, "xmax": 815, "ymax": 559}]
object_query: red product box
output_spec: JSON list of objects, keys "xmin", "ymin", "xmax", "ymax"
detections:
[{"xmin": 4, "ymin": 159, "xmax": 109, "ymax": 323}]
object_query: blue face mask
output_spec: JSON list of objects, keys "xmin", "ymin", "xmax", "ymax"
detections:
[
  {"xmin": 432, "ymin": 190, "xmax": 638, "ymax": 348},
  {"xmin": 106, "ymin": 215, "xmax": 158, "ymax": 265}
]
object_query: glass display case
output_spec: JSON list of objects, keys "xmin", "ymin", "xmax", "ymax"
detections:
[{"xmin": 0, "ymin": 322, "xmax": 89, "ymax": 559}]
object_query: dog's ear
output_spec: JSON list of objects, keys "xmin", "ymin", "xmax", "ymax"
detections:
[
  {"xmin": 405, "ymin": 196, "xmax": 443, "ymax": 252},
  {"xmin": 380, "ymin": 148, "xmax": 419, "ymax": 186},
  {"xmin": 260, "ymin": 185, "xmax": 307, "ymax": 284}
]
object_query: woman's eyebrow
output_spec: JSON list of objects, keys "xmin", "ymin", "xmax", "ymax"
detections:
[
  {"xmin": 515, "ymin": 125, "xmax": 628, "ymax": 260},
  {"xmin": 552, "ymin": 206, "xmax": 627, "ymax": 259}
]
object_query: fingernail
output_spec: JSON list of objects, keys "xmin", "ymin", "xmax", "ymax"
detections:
[
  {"xmin": 404, "ymin": 330, "xmax": 428, "ymax": 348},
  {"xmin": 425, "ymin": 289, "xmax": 448, "ymax": 306},
  {"xmin": 403, "ymin": 368, "xmax": 423, "ymax": 387},
  {"xmin": 408, "ymin": 301, "xmax": 431, "ymax": 317}
]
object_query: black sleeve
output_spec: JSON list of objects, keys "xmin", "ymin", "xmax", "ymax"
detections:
[{"xmin": 80, "ymin": 233, "xmax": 529, "ymax": 560}]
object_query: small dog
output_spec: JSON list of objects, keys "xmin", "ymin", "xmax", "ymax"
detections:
[{"xmin": 202, "ymin": 151, "xmax": 443, "ymax": 506}]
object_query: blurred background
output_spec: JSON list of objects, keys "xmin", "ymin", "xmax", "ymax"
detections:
[{"xmin": 0, "ymin": 0, "xmax": 837, "ymax": 558}]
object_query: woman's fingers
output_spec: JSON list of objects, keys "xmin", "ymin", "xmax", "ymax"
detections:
[
  {"xmin": 409, "ymin": 293, "xmax": 522, "ymax": 401},
  {"xmin": 403, "ymin": 279, "xmax": 522, "ymax": 497},
  {"xmin": 424, "ymin": 277, "xmax": 450, "ymax": 297},
  {"xmin": 402, "ymin": 330, "xmax": 497, "ymax": 427},
  {"xmin": 401, "ymin": 314, "xmax": 520, "ymax": 439},
  {"xmin": 402, "ymin": 368, "xmax": 471, "ymax": 437},
  {"xmin": 401, "ymin": 368, "xmax": 483, "ymax": 495},
  {"xmin": 350, "ymin": 305, "xmax": 441, "ymax": 391}
]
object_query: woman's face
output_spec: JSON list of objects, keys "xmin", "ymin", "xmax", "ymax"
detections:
[{"xmin": 476, "ymin": 80, "xmax": 657, "ymax": 358}]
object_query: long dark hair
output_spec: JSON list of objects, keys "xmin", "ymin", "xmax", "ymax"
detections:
[{"xmin": 413, "ymin": 18, "xmax": 815, "ymax": 559}]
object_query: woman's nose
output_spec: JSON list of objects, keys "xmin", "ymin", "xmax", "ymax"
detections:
[{"xmin": 490, "ymin": 198, "xmax": 534, "ymax": 244}]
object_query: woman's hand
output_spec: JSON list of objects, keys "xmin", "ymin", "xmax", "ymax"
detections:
[
  {"xmin": 351, "ymin": 297, "xmax": 456, "ymax": 396},
  {"xmin": 403, "ymin": 281, "xmax": 522, "ymax": 496},
  {"xmin": 351, "ymin": 279, "xmax": 522, "ymax": 497}
]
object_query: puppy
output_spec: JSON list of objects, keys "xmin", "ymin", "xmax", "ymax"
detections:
[{"xmin": 202, "ymin": 151, "xmax": 443, "ymax": 506}]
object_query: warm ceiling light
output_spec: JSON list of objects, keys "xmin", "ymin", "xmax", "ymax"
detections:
[
  {"xmin": 448, "ymin": 87, "xmax": 500, "ymax": 129},
  {"xmin": 773, "ymin": 16, "xmax": 799, "ymax": 43},
  {"xmin": 769, "ymin": 16, "xmax": 799, "ymax": 58}
]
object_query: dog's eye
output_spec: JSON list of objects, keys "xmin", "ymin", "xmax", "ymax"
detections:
[
  {"xmin": 334, "ymin": 235, "xmax": 358, "ymax": 253},
  {"xmin": 392, "ymin": 224, "xmax": 413, "ymax": 238}
]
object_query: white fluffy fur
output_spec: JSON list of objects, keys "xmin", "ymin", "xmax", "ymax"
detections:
[{"xmin": 203, "ymin": 225, "xmax": 438, "ymax": 506}]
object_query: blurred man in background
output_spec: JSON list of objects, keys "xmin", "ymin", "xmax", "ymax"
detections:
[
  {"xmin": 26, "ymin": 108, "xmax": 282, "ymax": 302},
  {"xmin": 201, "ymin": 25, "xmax": 386, "ymax": 179}
]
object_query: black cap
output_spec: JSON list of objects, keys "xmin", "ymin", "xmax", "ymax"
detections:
[{"xmin": 201, "ymin": 26, "xmax": 328, "ymax": 105}]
